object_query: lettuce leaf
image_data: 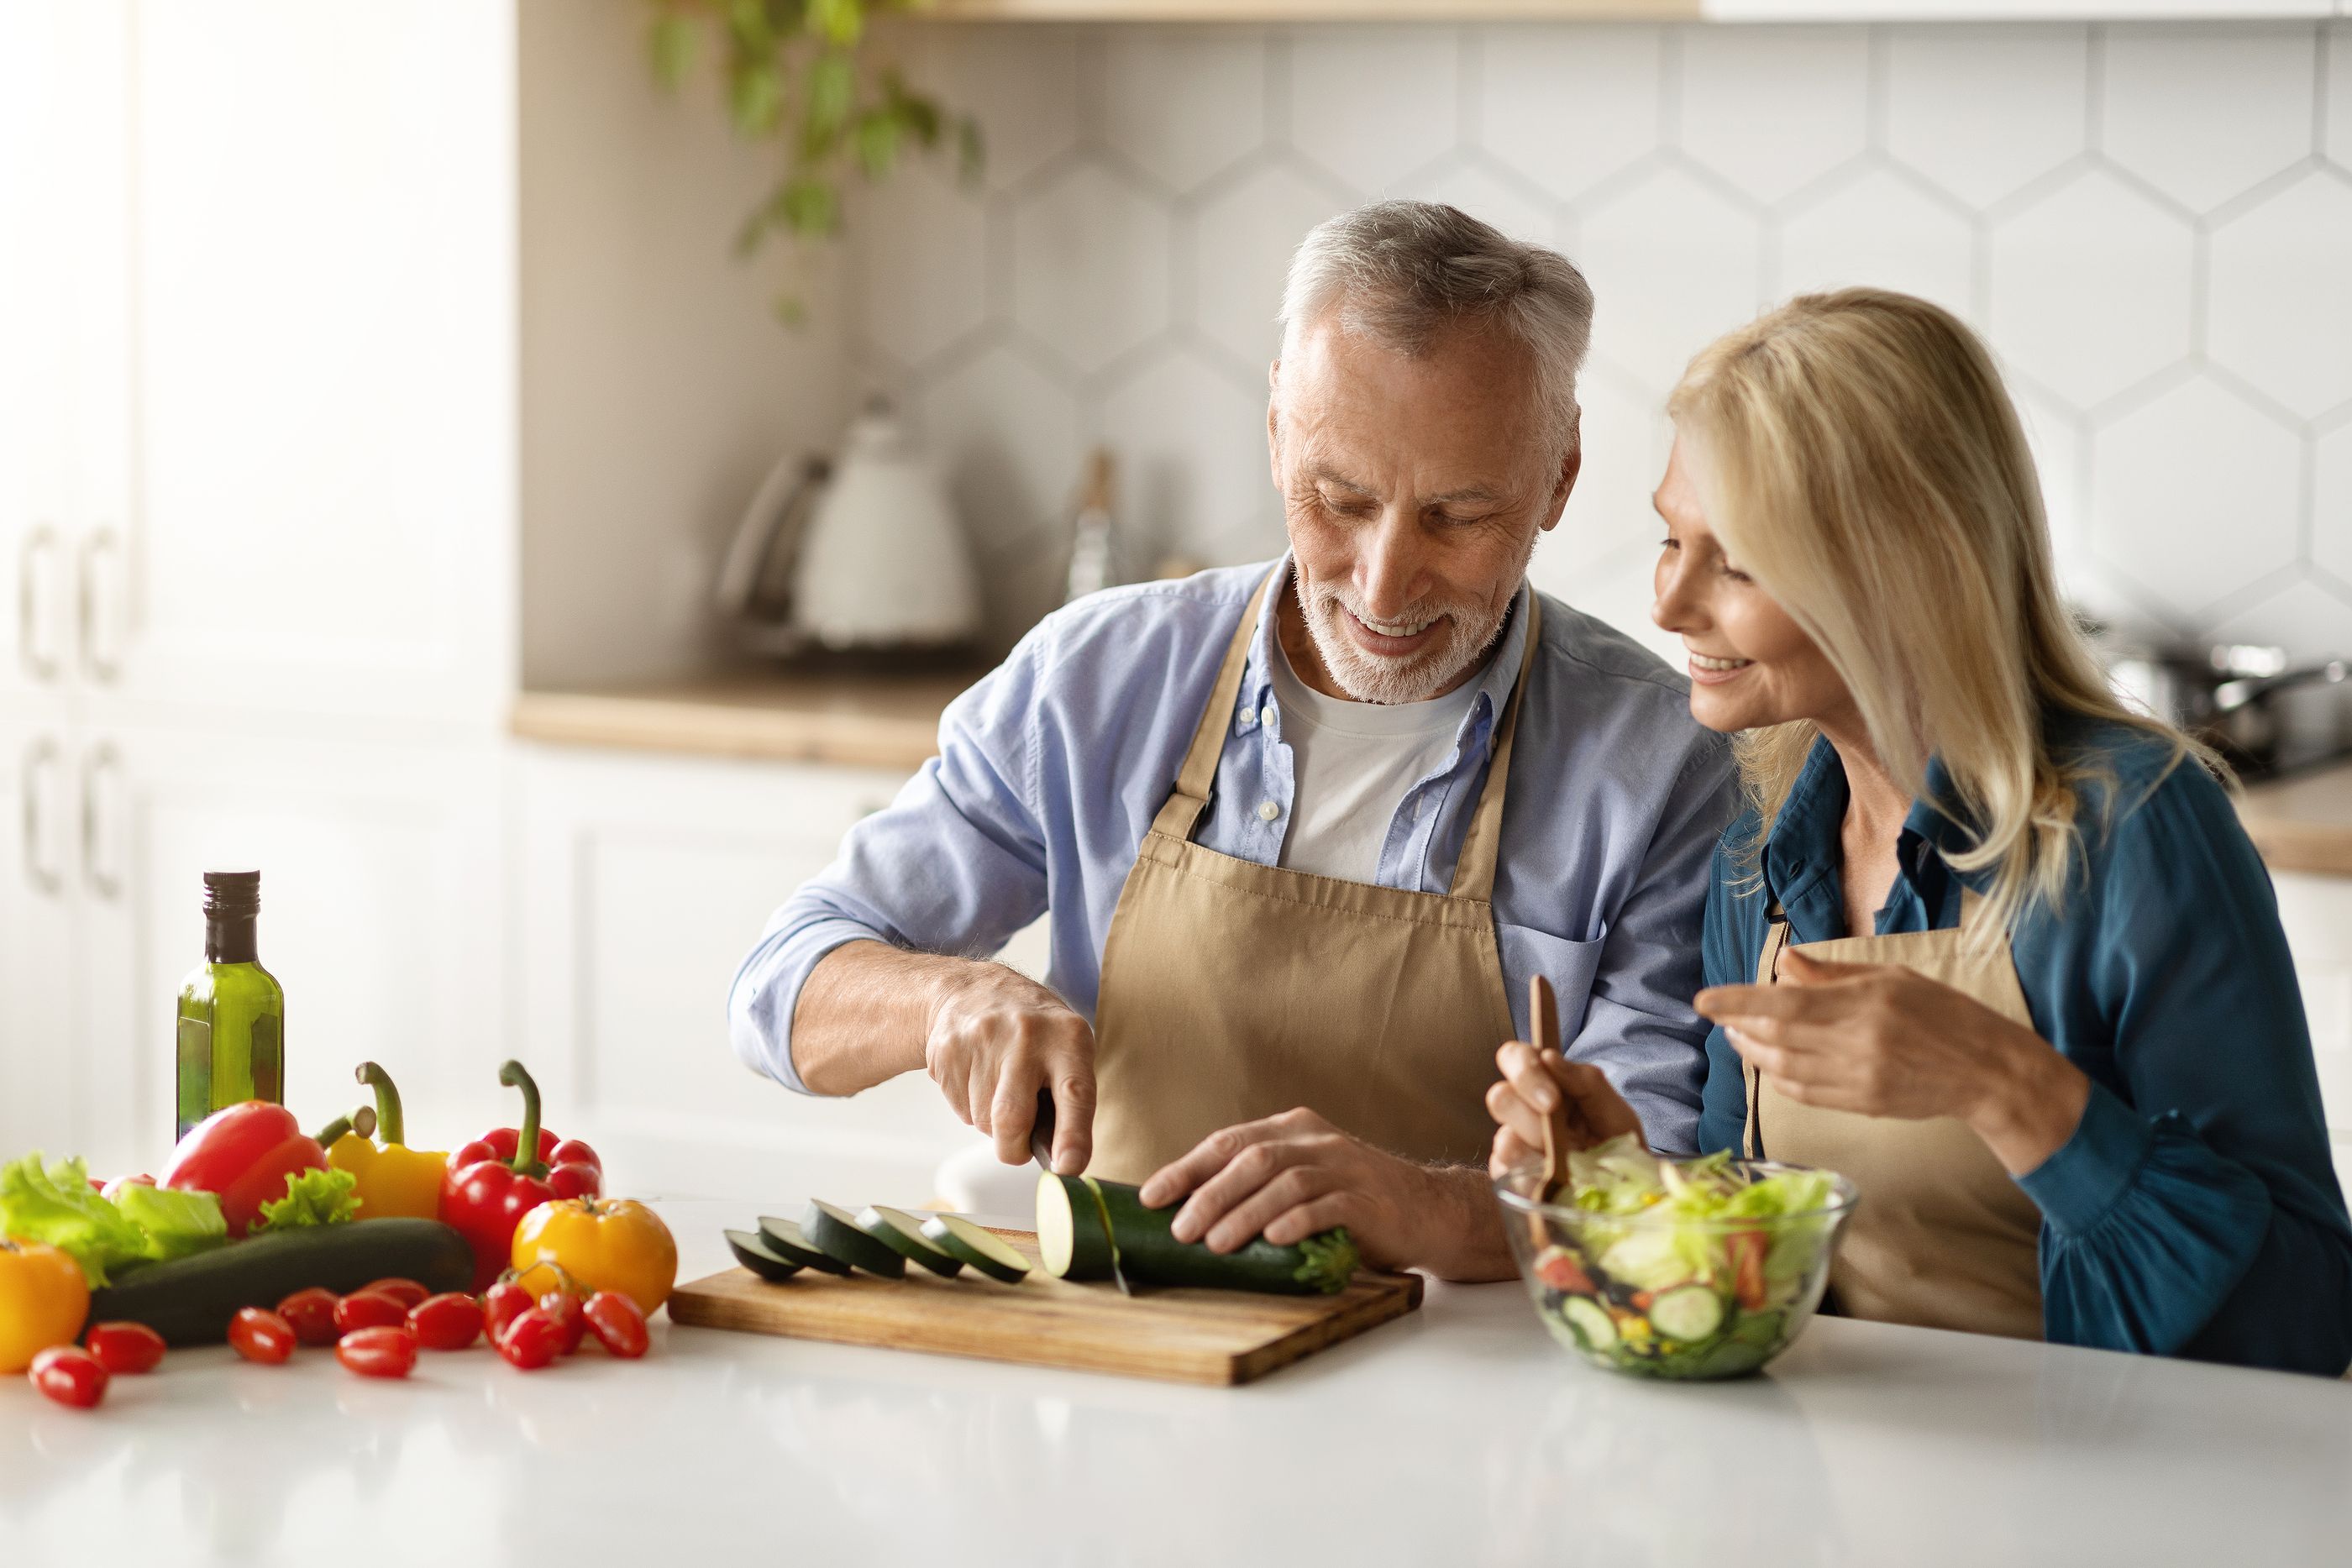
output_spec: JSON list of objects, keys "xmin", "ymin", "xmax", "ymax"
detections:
[
  {"xmin": 0, "ymin": 1153, "xmax": 150, "ymax": 1287},
  {"xmin": 113, "ymin": 1182, "xmax": 228, "ymax": 1260},
  {"xmin": 252, "ymin": 1167, "xmax": 361, "ymax": 1231}
]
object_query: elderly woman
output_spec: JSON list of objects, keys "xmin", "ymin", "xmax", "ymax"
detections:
[{"xmin": 1490, "ymin": 289, "xmax": 2352, "ymax": 1373}]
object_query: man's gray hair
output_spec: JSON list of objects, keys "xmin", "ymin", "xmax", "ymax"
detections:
[{"xmin": 1278, "ymin": 201, "xmax": 1595, "ymax": 455}]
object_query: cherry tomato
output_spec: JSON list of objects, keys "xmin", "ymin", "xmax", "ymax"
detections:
[
  {"xmin": 333, "ymin": 1290, "xmax": 409, "ymax": 1335},
  {"xmin": 228, "ymin": 1308, "xmax": 296, "ymax": 1366},
  {"xmin": 30, "ymin": 1345, "xmax": 108, "ymax": 1408},
  {"xmin": 335, "ymin": 1325, "xmax": 418, "ymax": 1379},
  {"xmin": 83, "ymin": 1321, "xmax": 165, "ymax": 1375},
  {"xmin": 360, "ymin": 1277, "xmax": 429, "ymax": 1311},
  {"xmin": 536, "ymin": 1289, "xmax": 586, "ymax": 1356},
  {"xmin": 582, "ymin": 1291, "xmax": 648, "ymax": 1360},
  {"xmin": 480, "ymin": 1279, "xmax": 534, "ymax": 1342},
  {"xmin": 408, "ymin": 1292, "xmax": 483, "ymax": 1351},
  {"xmin": 496, "ymin": 1308, "xmax": 564, "ymax": 1370},
  {"xmin": 276, "ymin": 1287, "xmax": 342, "ymax": 1347}
]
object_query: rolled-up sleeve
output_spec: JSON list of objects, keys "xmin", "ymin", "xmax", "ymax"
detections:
[
  {"xmin": 727, "ymin": 631, "xmax": 1056, "ymax": 1092},
  {"xmin": 2019, "ymin": 769, "xmax": 2352, "ymax": 1375},
  {"xmin": 1565, "ymin": 733, "xmax": 1740, "ymax": 1157}
]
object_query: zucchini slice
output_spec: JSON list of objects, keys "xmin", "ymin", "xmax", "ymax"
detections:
[
  {"xmin": 1033, "ymin": 1172, "xmax": 1357, "ymax": 1294},
  {"xmin": 726, "ymin": 1229, "xmax": 806, "ymax": 1282},
  {"xmin": 1560, "ymin": 1295, "xmax": 1619, "ymax": 1351},
  {"xmin": 757, "ymin": 1215, "xmax": 851, "ymax": 1276},
  {"xmin": 1648, "ymin": 1283, "xmax": 1726, "ymax": 1343},
  {"xmin": 920, "ymin": 1214, "xmax": 1032, "ymax": 1284},
  {"xmin": 802, "ymin": 1198, "xmax": 906, "ymax": 1279},
  {"xmin": 857, "ymin": 1204, "xmax": 964, "ymax": 1278}
]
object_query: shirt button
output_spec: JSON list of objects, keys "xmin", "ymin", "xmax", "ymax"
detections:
[
  {"xmin": 1257, "ymin": 800, "xmax": 1281, "ymax": 822},
  {"xmin": 1261, "ymin": 706, "xmax": 1276, "ymax": 726}
]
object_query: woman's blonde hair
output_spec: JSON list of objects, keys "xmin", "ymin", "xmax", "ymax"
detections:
[{"xmin": 1665, "ymin": 288, "xmax": 2213, "ymax": 939}]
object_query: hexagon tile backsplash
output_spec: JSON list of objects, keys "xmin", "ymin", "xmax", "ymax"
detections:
[{"xmin": 853, "ymin": 19, "xmax": 2352, "ymax": 667}]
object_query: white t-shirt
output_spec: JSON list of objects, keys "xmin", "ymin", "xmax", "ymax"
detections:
[{"xmin": 1268, "ymin": 643, "xmax": 1483, "ymax": 884}]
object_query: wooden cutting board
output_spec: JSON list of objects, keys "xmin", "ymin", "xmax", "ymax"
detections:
[{"xmin": 667, "ymin": 1229, "xmax": 1423, "ymax": 1386}]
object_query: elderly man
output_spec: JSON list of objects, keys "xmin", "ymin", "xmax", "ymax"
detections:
[{"xmin": 730, "ymin": 202, "xmax": 1735, "ymax": 1280}]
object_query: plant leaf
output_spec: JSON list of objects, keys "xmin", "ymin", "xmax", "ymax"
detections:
[
  {"xmin": 729, "ymin": 58, "xmax": 785, "ymax": 136},
  {"xmin": 647, "ymin": 12, "xmax": 696, "ymax": 92}
]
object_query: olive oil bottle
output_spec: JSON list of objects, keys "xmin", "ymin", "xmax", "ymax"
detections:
[{"xmin": 175, "ymin": 869, "xmax": 285, "ymax": 1141}]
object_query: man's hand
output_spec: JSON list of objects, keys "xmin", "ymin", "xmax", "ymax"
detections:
[
  {"xmin": 1135, "ymin": 1107, "xmax": 1515, "ymax": 1280},
  {"xmin": 1697, "ymin": 948, "xmax": 2089, "ymax": 1176},
  {"xmin": 924, "ymin": 962, "xmax": 1097, "ymax": 1174},
  {"xmin": 1484, "ymin": 1041, "xmax": 1647, "ymax": 1178}
]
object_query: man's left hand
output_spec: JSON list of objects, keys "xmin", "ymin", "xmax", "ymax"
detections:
[{"xmin": 1137, "ymin": 1107, "xmax": 1502, "ymax": 1276}]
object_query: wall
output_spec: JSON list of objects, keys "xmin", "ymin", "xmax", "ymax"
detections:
[{"xmin": 848, "ymin": 18, "xmax": 2352, "ymax": 673}]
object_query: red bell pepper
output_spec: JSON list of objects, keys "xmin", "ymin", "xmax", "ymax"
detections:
[
  {"xmin": 158, "ymin": 1102, "xmax": 351, "ymax": 1238},
  {"xmin": 441, "ymin": 1061, "xmax": 576, "ymax": 1290},
  {"xmin": 446, "ymin": 1063, "xmax": 601, "ymax": 1203}
]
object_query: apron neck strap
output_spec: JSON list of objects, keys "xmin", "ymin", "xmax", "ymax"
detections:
[
  {"xmin": 1445, "ymin": 591, "xmax": 1541, "ymax": 900},
  {"xmin": 1152, "ymin": 567, "xmax": 1281, "ymax": 841}
]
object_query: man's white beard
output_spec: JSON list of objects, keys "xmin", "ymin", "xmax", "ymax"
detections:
[{"xmin": 1299, "ymin": 547, "xmax": 1532, "ymax": 705}]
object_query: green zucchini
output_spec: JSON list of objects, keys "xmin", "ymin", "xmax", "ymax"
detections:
[
  {"xmin": 1648, "ymin": 1283, "xmax": 1726, "ymax": 1343},
  {"xmin": 1560, "ymin": 1295, "xmax": 1619, "ymax": 1351},
  {"xmin": 802, "ymin": 1198, "xmax": 905, "ymax": 1279},
  {"xmin": 856, "ymin": 1204, "xmax": 963, "ymax": 1278},
  {"xmin": 920, "ymin": 1214, "xmax": 1032, "ymax": 1284},
  {"xmin": 726, "ymin": 1229, "xmax": 806, "ymax": 1282},
  {"xmin": 757, "ymin": 1215, "xmax": 851, "ymax": 1276},
  {"xmin": 86, "ymin": 1219, "xmax": 472, "ymax": 1347},
  {"xmin": 1034, "ymin": 1172, "xmax": 1357, "ymax": 1295}
]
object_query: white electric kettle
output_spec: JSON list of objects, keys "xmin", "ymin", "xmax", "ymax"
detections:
[{"xmin": 714, "ymin": 401, "xmax": 983, "ymax": 656}]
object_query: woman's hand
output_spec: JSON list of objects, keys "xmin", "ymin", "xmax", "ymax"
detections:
[
  {"xmin": 1696, "ymin": 948, "xmax": 2091, "ymax": 1175},
  {"xmin": 1485, "ymin": 1041, "xmax": 1647, "ymax": 1178}
]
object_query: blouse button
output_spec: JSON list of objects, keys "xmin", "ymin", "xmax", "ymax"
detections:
[{"xmin": 1257, "ymin": 800, "xmax": 1281, "ymax": 822}]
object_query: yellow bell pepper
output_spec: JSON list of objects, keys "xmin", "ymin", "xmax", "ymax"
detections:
[
  {"xmin": 512, "ymin": 1197, "xmax": 678, "ymax": 1315},
  {"xmin": 1, "ymin": 1238, "xmax": 90, "ymax": 1374},
  {"xmin": 327, "ymin": 1062, "xmax": 448, "ymax": 1221}
]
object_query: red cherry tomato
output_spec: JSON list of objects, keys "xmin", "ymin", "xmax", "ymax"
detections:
[
  {"xmin": 333, "ymin": 1290, "xmax": 409, "ymax": 1335},
  {"xmin": 408, "ymin": 1292, "xmax": 484, "ymax": 1351},
  {"xmin": 360, "ymin": 1277, "xmax": 429, "ymax": 1311},
  {"xmin": 582, "ymin": 1291, "xmax": 649, "ymax": 1359},
  {"xmin": 496, "ymin": 1308, "xmax": 564, "ymax": 1370},
  {"xmin": 83, "ymin": 1321, "xmax": 166, "ymax": 1375},
  {"xmin": 535, "ymin": 1289, "xmax": 587, "ymax": 1356},
  {"xmin": 276, "ymin": 1287, "xmax": 342, "ymax": 1347},
  {"xmin": 480, "ymin": 1279, "xmax": 534, "ymax": 1341},
  {"xmin": 30, "ymin": 1345, "xmax": 109, "ymax": 1408},
  {"xmin": 335, "ymin": 1325, "xmax": 418, "ymax": 1379},
  {"xmin": 228, "ymin": 1308, "xmax": 296, "ymax": 1365}
]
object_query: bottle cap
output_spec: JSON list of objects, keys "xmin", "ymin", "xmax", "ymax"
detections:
[{"xmin": 202, "ymin": 869, "xmax": 261, "ymax": 917}]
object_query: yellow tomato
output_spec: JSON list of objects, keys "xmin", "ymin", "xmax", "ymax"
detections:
[
  {"xmin": 1, "ymin": 1239, "xmax": 91, "ymax": 1374},
  {"xmin": 511, "ymin": 1198, "xmax": 678, "ymax": 1315}
]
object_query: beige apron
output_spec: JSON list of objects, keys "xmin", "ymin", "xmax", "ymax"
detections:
[
  {"xmin": 1088, "ymin": 569, "xmax": 1535, "ymax": 1185},
  {"xmin": 1743, "ymin": 890, "xmax": 2045, "ymax": 1340}
]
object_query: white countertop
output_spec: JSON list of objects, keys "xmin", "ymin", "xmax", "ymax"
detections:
[{"xmin": 7, "ymin": 1197, "xmax": 2348, "ymax": 1568}]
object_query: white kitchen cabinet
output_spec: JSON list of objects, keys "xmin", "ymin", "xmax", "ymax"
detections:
[
  {"xmin": 515, "ymin": 742, "xmax": 1050, "ymax": 1203},
  {"xmin": 2268, "ymin": 871, "xmax": 2352, "ymax": 1186},
  {"xmin": 0, "ymin": 716, "xmax": 80, "ymax": 1159}
]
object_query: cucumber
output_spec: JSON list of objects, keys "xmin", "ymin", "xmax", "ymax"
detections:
[
  {"xmin": 857, "ymin": 1204, "xmax": 963, "ymax": 1278},
  {"xmin": 1034, "ymin": 1172, "xmax": 1357, "ymax": 1295},
  {"xmin": 726, "ymin": 1229, "xmax": 806, "ymax": 1282},
  {"xmin": 802, "ymin": 1198, "xmax": 905, "ymax": 1279},
  {"xmin": 85, "ymin": 1219, "xmax": 472, "ymax": 1347},
  {"xmin": 757, "ymin": 1215, "xmax": 851, "ymax": 1276},
  {"xmin": 1560, "ymin": 1295, "xmax": 1619, "ymax": 1352},
  {"xmin": 921, "ymin": 1214, "xmax": 1032, "ymax": 1284},
  {"xmin": 1649, "ymin": 1284, "xmax": 1726, "ymax": 1343}
]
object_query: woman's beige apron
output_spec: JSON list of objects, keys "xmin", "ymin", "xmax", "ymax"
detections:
[
  {"xmin": 1087, "ymin": 570, "xmax": 1536, "ymax": 1186},
  {"xmin": 1742, "ymin": 891, "xmax": 2045, "ymax": 1340}
]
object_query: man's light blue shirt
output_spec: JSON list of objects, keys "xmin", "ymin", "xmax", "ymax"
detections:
[{"xmin": 729, "ymin": 558, "xmax": 1738, "ymax": 1152}]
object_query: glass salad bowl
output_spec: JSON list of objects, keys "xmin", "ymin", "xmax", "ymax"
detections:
[{"xmin": 1493, "ymin": 1141, "xmax": 1858, "ymax": 1382}]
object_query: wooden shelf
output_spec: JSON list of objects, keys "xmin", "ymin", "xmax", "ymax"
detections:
[
  {"xmin": 510, "ymin": 669, "xmax": 986, "ymax": 771},
  {"xmin": 924, "ymin": 1, "xmax": 1701, "ymax": 19}
]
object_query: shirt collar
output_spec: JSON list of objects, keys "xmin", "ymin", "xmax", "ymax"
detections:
[
  {"xmin": 1762, "ymin": 735, "xmax": 1978, "ymax": 921},
  {"xmin": 1242, "ymin": 553, "xmax": 1534, "ymax": 755}
]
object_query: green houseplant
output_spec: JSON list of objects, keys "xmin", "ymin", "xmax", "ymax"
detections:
[{"xmin": 643, "ymin": 0, "xmax": 979, "ymax": 320}]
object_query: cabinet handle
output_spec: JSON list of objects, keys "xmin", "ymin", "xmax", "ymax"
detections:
[
  {"xmin": 18, "ymin": 527, "xmax": 60, "ymax": 682},
  {"xmin": 81, "ymin": 741, "xmax": 122, "ymax": 901},
  {"xmin": 78, "ymin": 528, "xmax": 123, "ymax": 684},
  {"xmin": 20, "ymin": 737, "xmax": 62, "ymax": 896}
]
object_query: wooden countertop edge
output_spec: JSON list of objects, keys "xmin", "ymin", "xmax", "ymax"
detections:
[
  {"xmin": 511, "ymin": 689, "xmax": 942, "ymax": 771},
  {"xmin": 2237, "ymin": 818, "xmax": 2352, "ymax": 878}
]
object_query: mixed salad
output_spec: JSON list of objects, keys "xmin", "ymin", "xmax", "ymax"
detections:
[{"xmin": 1520, "ymin": 1137, "xmax": 1848, "ymax": 1381}]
